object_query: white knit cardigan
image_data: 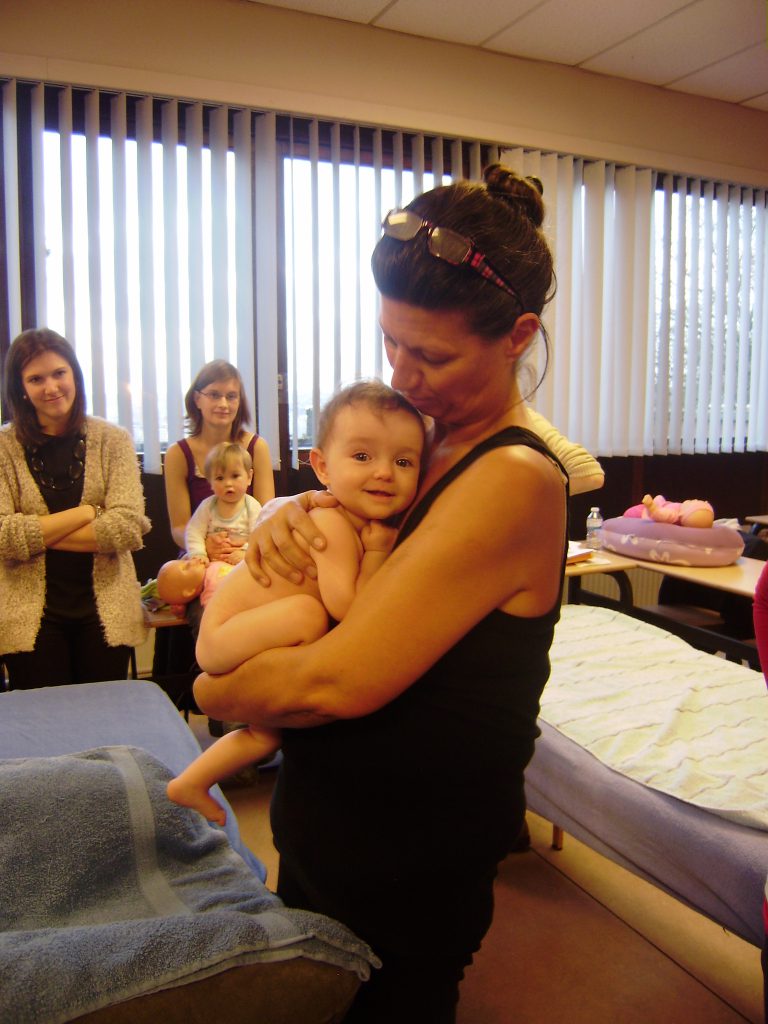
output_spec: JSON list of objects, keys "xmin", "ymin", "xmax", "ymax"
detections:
[{"xmin": 0, "ymin": 416, "xmax": 151, "ymax": 655}]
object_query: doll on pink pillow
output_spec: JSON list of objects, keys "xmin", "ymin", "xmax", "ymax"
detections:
[{"xmin": 623, "ymin": 494, "xmax": 715, "ymax": 529}]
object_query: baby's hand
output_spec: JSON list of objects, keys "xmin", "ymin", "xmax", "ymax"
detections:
[
  {"xmin": 224, "ymin": 548, "xmax": 246, "ymax": 565},
  {"xmin": 361, "ymin": 521, "xmax": 398, "ymax": 554}
]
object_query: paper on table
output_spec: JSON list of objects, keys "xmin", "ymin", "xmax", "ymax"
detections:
[{"xmin": 567, "ymin": 542, "xmax": 595, "ymax": 565}]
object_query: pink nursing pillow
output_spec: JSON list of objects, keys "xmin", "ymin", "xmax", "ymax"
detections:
[{"xmin": 601, "ymin": 516, "xmax": 744, "ymax": 567}]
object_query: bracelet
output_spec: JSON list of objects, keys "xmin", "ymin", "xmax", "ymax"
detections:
[{"xmin": 92, "ymin": 504, "xmax": 105, "ymax": 518}]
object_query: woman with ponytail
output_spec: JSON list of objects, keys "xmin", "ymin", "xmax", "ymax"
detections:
[{"xmin": 196, "ymin": 166, "xmax": 568, "ymax": 1021}]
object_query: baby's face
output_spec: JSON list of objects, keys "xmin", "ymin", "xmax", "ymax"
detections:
[
  {"xmin": 314, "ymin": 404, "xmax": 424, "ymax": 521},
  {"xmin": 157, "ymin": 559, "xmax": 207, "ymax": 604},
  {"xmin": 210, "ymin": 456, "xmax": 252, "ymax": 506}
]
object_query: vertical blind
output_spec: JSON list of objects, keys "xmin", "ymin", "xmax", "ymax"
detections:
[
  {"xmin": 279, "ymin": 117, "xmax": 495, "ymax": 465},
  {"xmin": 0, "ymin": 79, "xmax": 269, "ymax": 472},
  {"xmin": 501, "ymin": 146, "xmax": 768, "ymax": 456},
  {"xmin": 2, "ymin": 76, "xmax": 767, "ymax": 470}
]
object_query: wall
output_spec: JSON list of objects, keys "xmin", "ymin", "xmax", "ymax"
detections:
[
  {"xmin": 133, "ymin": 450, "xmax": 768, "ymax": 588},
  {"xmin": 8, "ymin": 1, "xmax": 768, "ymax": 556},
  {"xmin": 569, "ymin": 451, "xmax": 768, "ymax": 538},
  {"xmin": 3, "ymin": 0, "xmax": 768, "ymax": 187}
]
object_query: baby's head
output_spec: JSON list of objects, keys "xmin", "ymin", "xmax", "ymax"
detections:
[
  {"xmin": 157, "ymin": 558, "xmax": 207, "ymax": 605},
  {"xmin": 204, "ymin": 442, "xmax": 253, "ymax": 503},
  {"xmin": 310, "ymin": 380, "xmax": 425, "ymax": 521}
]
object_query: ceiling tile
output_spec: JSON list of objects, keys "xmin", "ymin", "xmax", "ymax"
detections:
[
  {"xmin": 249, "ymin": 0, "xmax": 386, "ymax": 22},
  {"xmin": 248, "ymin": 0, "xmax": 768, "ymax": 108},
  {"xmin": 374, "ymin": 0, "xmax": 539, "ymax": 47},
  {"xmin": 668, "ymin": 43, "xmax": 768, "ymax": 104},
  {"xmin": 744, "ymin": 92, "xmax": 768, "ymax": 112},
  {"xmin": 582, "ymin": 0, "xmax": 765, "ymax": 85},
  {"xmin": 485, "ymin": 0, "xmax": 691, "ymax": 65}
]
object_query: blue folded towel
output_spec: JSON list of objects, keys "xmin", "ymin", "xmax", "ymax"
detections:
[{"xmin": 0, "ymin": 746, "xmax": 379, "ymax": 1024}]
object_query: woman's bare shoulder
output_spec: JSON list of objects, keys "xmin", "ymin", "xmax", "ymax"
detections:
[
  {"xmin": 447, "ymin": 439, "xmax": 564, "ymax": 506},
  {"xmin": 163, "ymin": 441, "xmax": 187, "ymax": 471}
]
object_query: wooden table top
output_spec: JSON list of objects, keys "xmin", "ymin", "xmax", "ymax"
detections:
[{"xmin": 634, "ymin": 555, "xmax": 765, "ymax": 599}]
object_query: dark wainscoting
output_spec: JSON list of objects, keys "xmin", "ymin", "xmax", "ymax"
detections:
[
  {"xmin": 568, "ymin": 450, "xmax": 768, "ymax": 540},
  {"xmin": 133, "ymin": 449, "xmax": 768, "ymax": 582},
  {"xmin": 133, "ymin": 471, "xmax": 179, "ymax": 586},
  {"xmin": 290, "ymin": 449, "xmax": 768, "ymax": 541}
]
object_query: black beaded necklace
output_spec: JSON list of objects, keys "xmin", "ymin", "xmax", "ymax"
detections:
[{"xmin": 26, "ymin": 431, "xmax": 86, "ymax": 492}]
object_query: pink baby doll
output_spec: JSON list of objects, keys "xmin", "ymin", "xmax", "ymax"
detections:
[
  {"xmin": 624, "ymin": 494, "xmax": 714, "ymax": 528},
  {"xmin": 156, "ymin": 558, "xmax": 234, "ymax": 615}
]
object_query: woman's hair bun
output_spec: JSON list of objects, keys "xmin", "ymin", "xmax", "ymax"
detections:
[{"xmin": 483, "ymin": 163, "xmax": 545, "ymax": 228}]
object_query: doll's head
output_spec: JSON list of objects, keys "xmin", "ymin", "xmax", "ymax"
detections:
[
  {"xmin": 157, "ymin": 558, "xmax": 207, "ymax": 605},
  {"xmin": 678, "ymin": 499, "xmax": 715, "ymax": 529}
]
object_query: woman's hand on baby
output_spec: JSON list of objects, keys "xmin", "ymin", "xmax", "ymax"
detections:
[
  {"xmin": 245, "ymin": 491, "xmax": 339, "ymax": 587},
  {"xmin": 361, "ymin": 521, "xmax": 398, "ymax": 554},
  {"xmin": 205, "ymin": 531, "xmax": 233, "ymax": 561}
]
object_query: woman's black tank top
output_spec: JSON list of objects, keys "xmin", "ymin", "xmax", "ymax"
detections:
[{"xmin": 272, "ymin": 426, "xmax": 568, "ymax": 875}]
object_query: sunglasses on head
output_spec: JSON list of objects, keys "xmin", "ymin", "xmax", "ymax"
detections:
[{"xmin": 381, "ymin": 209, "xmax": 522, "ymax": 306}]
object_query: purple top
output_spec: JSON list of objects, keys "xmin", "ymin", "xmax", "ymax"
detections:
[{"xmin": 754, "ymin": 560, "xmax": 768, "ymax": 689}]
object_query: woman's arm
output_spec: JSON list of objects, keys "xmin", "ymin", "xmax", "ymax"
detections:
[
  {"xmin": 163, "ymin": 442, "xmax": 192, "ymax": 550},
  {"xmin": 196, "ymin": 446, "xmax": 565, "ymax": 727},
  {"xmin": 0, "ymin": 439, "xmax": 94, "ymax": 558},
  {"xmin": 185, "ymin": 500, "xmax": 211, "ymax": 561},
  {"xmin": 46, "ymin": 506, "xmax": 102, "ymax": 550},
  {"xmin": 41, "ymin": 505, "xmax": 97, "ymax": 548},
  {"xmin": 250, "ymin": 435, "xmax": 276, "ymax": 505},
  {"xmin": 85, "ymin": 424, "xmax": 150, "ymax": 553}
]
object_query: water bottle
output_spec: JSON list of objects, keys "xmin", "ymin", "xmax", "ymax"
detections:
[{"xmin": 585, "ymin": 507, "xmax": 604, "ymax": 550}]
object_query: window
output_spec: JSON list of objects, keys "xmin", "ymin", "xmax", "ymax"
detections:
[
  {"xmin": 2, "ymin": 81, "xmax": 260, "ymax": 471},
  {"xmin": 653, "ymin": 178, "xmax": 768, "ymax": 453},
  {"xmin": 3, "ymin": 78, "xmax": 767, "ymax": 470},
  {"xmin": 278, "ymin": 118, "xmax": 491, "ymax": 464},
  {"xmin": 42, "ymin": 129, "xmax": 242, "ymax": 445}
]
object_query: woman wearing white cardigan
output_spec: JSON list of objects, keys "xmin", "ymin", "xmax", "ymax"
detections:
[{"xmin": 0, "ymin": 328, "xmax": 150, "ymax": 688}]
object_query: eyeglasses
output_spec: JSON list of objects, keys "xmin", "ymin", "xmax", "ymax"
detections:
[
  {"xmin": 381, "ymin": 209, "xmax": 522, "ymax": 306},
  {"xmin": 196, "ymin": 389, "xmax": 240, "ymax": 404}
]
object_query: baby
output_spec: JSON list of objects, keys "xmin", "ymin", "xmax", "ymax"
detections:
[
  {"xmin": 186, "ymin": 442, "xmax": 262, "ymax": 565},
  {"xmin": 166, "ymin": 380, "xmax": 425, "ymax": 824},
  {"xmin": 156, "ymin": 442, "xmax": 260, "ymax": 624}
]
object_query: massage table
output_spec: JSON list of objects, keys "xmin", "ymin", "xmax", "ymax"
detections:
[
  {"xmin": 526, "ymin": 604, "xmax": 768, "ymax": 949},
  {"xmin": 0, "ymin": 679, "xmax": 377, "ymax": 1024}
]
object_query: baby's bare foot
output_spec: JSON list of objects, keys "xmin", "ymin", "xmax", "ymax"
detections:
[{"xmin": 167, "ymin": 776, "xmax": 227, "ymax": 826}]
